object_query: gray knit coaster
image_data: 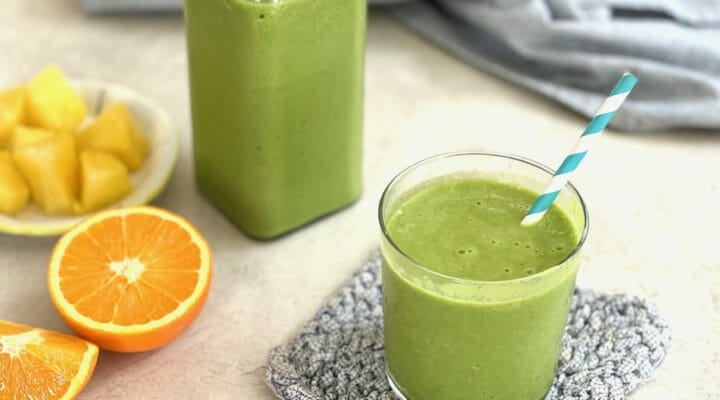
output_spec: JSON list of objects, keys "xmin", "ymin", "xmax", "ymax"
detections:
[{"xmin": 267, "ymin": 253, "xmax": 671, "ymax": 400}]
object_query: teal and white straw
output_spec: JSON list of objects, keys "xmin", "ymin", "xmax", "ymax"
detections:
[{"xmin": 521, "ymin": 73, "xmax": 638, "ymax": 226}]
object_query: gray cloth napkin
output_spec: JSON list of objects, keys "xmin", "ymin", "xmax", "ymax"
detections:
[
  {"xmin": 82, "ymin": 0, "xmax": 182, "ymax": 13},
  {"xmin": 266, "ymin": 253, "xmax": 672, "ymax": 400},
  {"xmin": 379, "ymin": 0, "xmax": 720, "ymax": 132},
  {"xmin": 86, "ymin": 0, "xmax": 720, "ymax": 132}
]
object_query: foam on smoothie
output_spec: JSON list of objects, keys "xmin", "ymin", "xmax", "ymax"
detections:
[{"xmin": 386, "ymin": 177, "xmax": 578, "ymax": 281}]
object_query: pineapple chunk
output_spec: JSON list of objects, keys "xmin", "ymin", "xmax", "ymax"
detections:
[
  {"xmin": 0, "ymin": 87, "xmax": 25, "ymax": 148},
  {"xmin": 12, "ymin": 130, "xmax": 78, "ymax": 214},
  {"xmin": 77, "ymin": 102, "xmax": 148, "ymax": 171},
  {"xmin": 26, "ymin": 65, "xmax": 87, "ymax": 131},
  {"xmin": 0, "ymin": 151, "xmax": 30, "ymax": 215},
  {"xmin": 11, "ymin": 125, "xmax": 56, "ymax": 149},
  {"xmin": 78, "ymin": 151, "xmax": 132, "ymax": 213}
]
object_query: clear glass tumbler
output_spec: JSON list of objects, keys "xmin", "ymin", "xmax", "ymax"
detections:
[{"xmin": 379, "ymin": 152, "xmax": 588, "ymax": 400}]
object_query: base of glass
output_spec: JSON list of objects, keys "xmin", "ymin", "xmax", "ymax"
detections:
[
  {"xmin": 386, "ymin": 368, "xmax": 553, "ymax": 400},
  {"xmin": 386, "ymin": 371, "xmax": 409, "ymax": 400}
]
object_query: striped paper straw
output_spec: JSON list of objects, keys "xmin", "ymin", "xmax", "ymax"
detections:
[{"xmin": 521, "ymin": 73, "xmax": 638, "ymax": 226}]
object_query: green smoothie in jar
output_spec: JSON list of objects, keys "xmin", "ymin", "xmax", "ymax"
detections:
[
  {"xmin": 184, "ymin": 0, "xmax": 365, "ymax": 239},
  {"xmin": 380, "ymin": 152, "xmax": 588, "ymax": 400}
]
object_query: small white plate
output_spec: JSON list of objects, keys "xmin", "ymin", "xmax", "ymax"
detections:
[{"xmin": 0, "ymin": 80, "xmax": 180, "ymax": 236}]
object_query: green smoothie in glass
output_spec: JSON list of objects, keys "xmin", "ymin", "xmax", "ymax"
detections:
[
  {"xmin": 184, "ymin": 0, "xmax": 365, "ymax": 239},
  {"xmin": 380, "ymin": 152, "xmax": 588, "ymax": 400}
]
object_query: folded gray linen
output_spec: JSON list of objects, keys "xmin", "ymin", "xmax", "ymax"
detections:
[
  {"xmin": 84, "ymin": 0, "xmax": 720, "ymax": 132},
  {"xmin": 82, "ymin": 0, "xmax": 182, "ymax": 13},
  {"xmin": 378, "ymin": 0, "xmax": 720, "ymax": 132}
]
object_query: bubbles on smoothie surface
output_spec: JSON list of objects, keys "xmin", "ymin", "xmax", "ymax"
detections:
[{"xmin": 385, "ymin": 177, "xmax": 579, "ymax": 281}]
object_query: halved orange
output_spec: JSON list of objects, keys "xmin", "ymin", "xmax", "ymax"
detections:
[
  {"xmin": 48, "ymin": 206, "xmax": 212, "ymax": 353},
  {"xmin": 0, "ymin": 320, "xmax": 98, "ymax": 399}
]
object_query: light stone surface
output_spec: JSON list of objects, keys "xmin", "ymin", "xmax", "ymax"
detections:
[{"xmin": 1, "ymin": 1, "xmax": 718, "ymax": 399}]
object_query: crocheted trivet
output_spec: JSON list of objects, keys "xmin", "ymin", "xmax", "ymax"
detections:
[{"xmin": 267, "ymin": 254, "xmax": 671, "ymax": 400}]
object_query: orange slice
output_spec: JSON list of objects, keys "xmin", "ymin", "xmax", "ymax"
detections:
[
  {"xmin": 48, "ymin": 206, "xmax": 212, "ymax": 352},
  {"xmin": 0, "ymin": 320, "xmax": 98, "ymax": 399}
]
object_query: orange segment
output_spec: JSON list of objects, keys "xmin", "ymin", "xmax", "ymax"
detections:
[
  {"xmin": 0, "ymin": 320, "xmax": 98, "ymax": 400},
  {"xmin": 48, "ymin": 206, "xmax": 212, "ymax": 353}
]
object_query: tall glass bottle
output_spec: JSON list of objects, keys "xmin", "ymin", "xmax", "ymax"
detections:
[{"xmin": 184, "ymin": 0, "xmax": 365, "ymax": 239}]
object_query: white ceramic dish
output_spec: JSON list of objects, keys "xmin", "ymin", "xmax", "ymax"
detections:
[{"xmin": 0, "ymin": 80, "xmax": 179, "ymax": 236}]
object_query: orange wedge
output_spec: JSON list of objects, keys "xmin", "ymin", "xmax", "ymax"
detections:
[
  {"xmin": 48, "ymin": 206, "xmax": 212, "ymax": 353},
  {"xmin": 0, "ymin": 320, "xmax": 98, "ymax": 399}
]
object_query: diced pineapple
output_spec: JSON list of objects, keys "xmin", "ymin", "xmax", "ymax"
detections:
[
  {"xmin": 11, "ymin": 125, "xmax": 56, "ymax": 149},
  {"xmin": 26, "ymin": 65, "xmax": 87, "ymax": 131},
  {"xmin": 77, "ymin": 102, "xmax": 148, "ymax": 171},
  {"xmin": 0, "ymin": 87, "xmax": 25, "ymax": 148},
  {"xmin": 0, "ymin": 151, "xmax": 30, "ymax": 215},
  {"xmin": 77, "ymin": 151, "xmax": 132, "ymax": 213},
  {"xmin": 13, "ymin": 131, "xmax": 78, "ymax": 214}
]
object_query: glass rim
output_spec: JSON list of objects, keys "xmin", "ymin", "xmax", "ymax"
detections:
[{"xmin": 378, "ymin": 151, "xmax": 590, "ymax": 286}]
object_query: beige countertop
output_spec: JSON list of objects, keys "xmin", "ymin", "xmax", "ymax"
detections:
[{"xmin": 1, "ymin": 1, "xmax": 719, "ymax": 399}]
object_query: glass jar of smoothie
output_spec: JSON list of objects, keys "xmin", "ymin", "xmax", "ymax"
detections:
[
  {"xmin": 184, "ymin": 0, "xmax": 366, "ymax": 239},
  {"xmin": 379, "ymin": 152, "xmax": 588, "ymax": 400}
]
